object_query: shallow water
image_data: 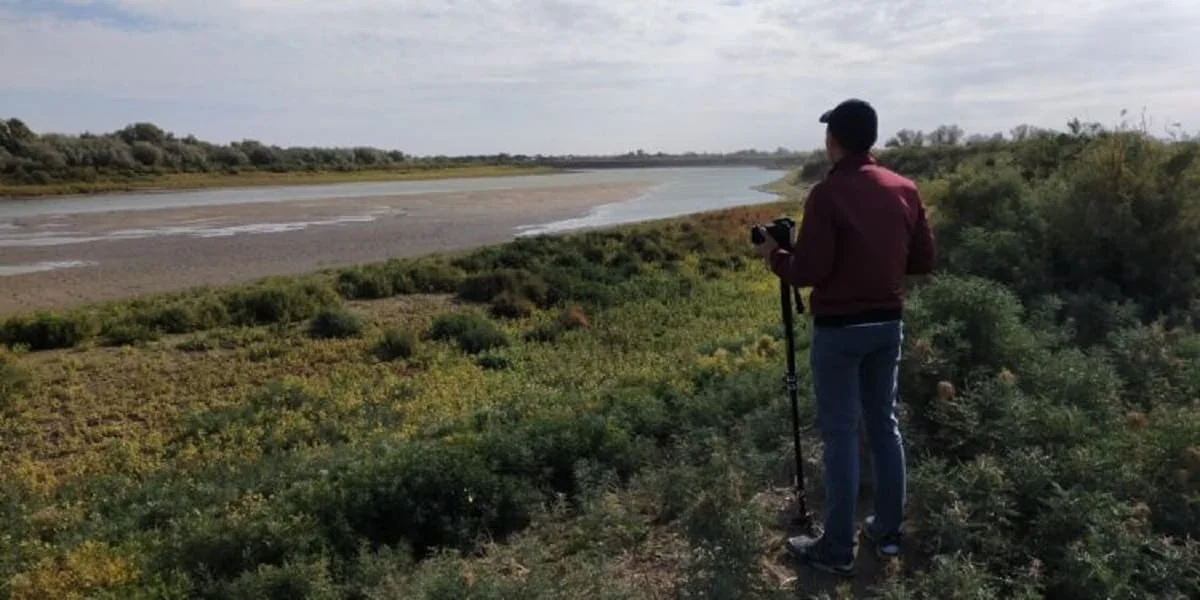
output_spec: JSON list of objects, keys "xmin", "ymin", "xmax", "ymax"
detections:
[
  {"xmin": 0, "ymin": 167, "xmax": 783, "ymax": 219},
  {"xmin": 516, "ymin": 167, "xmax": 786, "ymax": 236}
]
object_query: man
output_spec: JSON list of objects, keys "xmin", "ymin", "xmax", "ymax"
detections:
[{"xmin": 754, "ymin": 98, "xmax": 936, "ymax": 576}]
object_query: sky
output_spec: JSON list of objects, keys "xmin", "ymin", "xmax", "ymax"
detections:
[{"xmin": 1, "ymin": 0, "xmax": 1198, "ymax": 156}]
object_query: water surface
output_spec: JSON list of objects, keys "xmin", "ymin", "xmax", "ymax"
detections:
[{"xmin": 0, "ymin": 167, "xmax": 784, "ymax": 220}]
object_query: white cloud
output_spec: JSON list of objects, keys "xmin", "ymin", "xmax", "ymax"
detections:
[{"xmin": 1, "ymin": 0, "xmax": 1198, "ymax": 154}]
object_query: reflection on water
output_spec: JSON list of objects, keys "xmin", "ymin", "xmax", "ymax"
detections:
[
  {"xmin": 517, "ymin": 167, "xmax": 785, "ymax": 236},
  {"xmin": 0, "ymin": 260, "xmax": 95, "ymax": 277},
  {"xmin": 0, "ymin": 215, "xmax": 381, "ymax": 248}
]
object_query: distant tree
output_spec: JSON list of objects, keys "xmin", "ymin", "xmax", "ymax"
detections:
[
  {"xmin": 886, "ymin": 129, "xmax": 926, "ymax": 148},
  {"xmin": 211, "ymin": 146, "xmax": 249, "ymax": 168},
  {"xmin": 928, "ymin": 125, "xmax": 965, "ymax": 146},
  {"xmin": 118, "ymin": 122, "xmax": 167, "ymax": 145},
  {"xmin": 0, "ymin": 118, "xmax": 35, "ymax": 152},
  {"xmin": 131, "ymin": 141, "xmax": 163, "ymax": 167}
]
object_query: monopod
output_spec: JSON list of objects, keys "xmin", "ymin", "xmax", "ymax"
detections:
[
  {"xmin": 779, "ymin": 272, "xmax": 815, "ymax": 534},
  {"xmin": 752, "ymin": 218, "xmax": 815, "ymax": 534}
]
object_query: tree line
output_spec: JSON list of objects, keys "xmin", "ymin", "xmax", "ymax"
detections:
[
  {"xmin": 3, "ymin": 114, "xmax": 1193, "ymax": 189},
  {"xmin": 0, "ymin": 117, "xmax": 812, "ymax": 188},
  {"xmin": 793, "ymin": 115, "xmax": 1198, "ymax": 183}
]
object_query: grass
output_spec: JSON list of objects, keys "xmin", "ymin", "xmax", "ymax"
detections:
[
  {"xmin": 0, "ymin": 124, "xmax": 1198, "ymax": 599},
  {"xmin": 0, "ymin": 164, "xmax": 558, "ymax": 197}
]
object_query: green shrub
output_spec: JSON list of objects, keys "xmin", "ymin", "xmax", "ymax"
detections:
[
  {"xmin": 475, "ymin": 354, "xmax": 511, "ymax": 371},
  {"xmin": 393, "ymin": 260, "xmax": 465, "ymax": 294},
  {"xmin": 457, "ymin": 268, "xmax": 550, "ymax": 307},
  {"xmin": 139, "ymin": 296, "xmax": 230, "ymax": 334},
  {"xmin": 204, "ymin": 558, "xmax": 341, "ymax": 600},
  {"xmin": 1105, "ymin": 323, "xmax": 1200, "ymax": 409},
  {"xmin": 523, "ymin": 323, "xmax": 562, "ymax": 343},
  {"xmin": 336, "ymin": 267, "xmax": 394, "ymax": 299},
  {"xmin": 307, "ymin": 308, "xmax": 365, "ymax": 340},
  {"xmin": 225, "ymin": 280, "xmax": 342, "ymax": 327},
  {"xmin": 175, "ymin": 336, "xmax": 216, "ymax": 353},
  {"xmin": 489, "ymin": 291, "xmax": 535, "ymax": 319},
  {"xmin": 306, "ymin": 441, "xmax": 535, "ymax": 559},
  {"xmin": 164, "ymin": 497, "xmax": 329, "ymax": 583},
  {"xmin": 474, "ymin": 412, "xmax": 644, "ymax": 499},
  {"xmin": 428, "ymin": 312, "xmax": 508, "ymax": 354},
  {"xmin": 0, "ymin": 312, "xmax": 95, "ymax": 350},
  {"xmin": 100, "ymin": 322, "xmax": 161, "ymax": 346},
  {"xmin": 375, "ymin": 327, "xmax": 418, "ymax": 361},
  {"xmin": 903, "ymin": 275, "xmax": 1038, "ymax": 387}
]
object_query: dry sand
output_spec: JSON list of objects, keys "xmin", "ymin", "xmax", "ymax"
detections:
[{"xmin": 0, "ymin": 182, "xmax": 648, "ymax": 316}]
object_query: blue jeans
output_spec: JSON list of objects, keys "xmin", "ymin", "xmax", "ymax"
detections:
[{"xmin": 809, "ymin": 319, "xmax": 906, "ymax": 560}]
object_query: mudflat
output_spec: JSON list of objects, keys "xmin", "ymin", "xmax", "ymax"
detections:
[{"xmin": 0, "ymin": 182, "xmax": 648, "ymax": 315}]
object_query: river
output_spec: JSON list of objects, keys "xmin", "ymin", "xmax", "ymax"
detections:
[{"xmin": 0, "ymin": 167, "xmax": 789, "ymax": 313}]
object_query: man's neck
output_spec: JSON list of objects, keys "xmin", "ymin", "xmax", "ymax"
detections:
[{"xmin": 829, "ymin": 152, "xmax": 874, "ymax": 173}]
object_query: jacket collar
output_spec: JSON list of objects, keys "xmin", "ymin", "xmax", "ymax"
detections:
[{"xmin": 829, "ymin": 152, "xmax": 876, "ymax": 174}]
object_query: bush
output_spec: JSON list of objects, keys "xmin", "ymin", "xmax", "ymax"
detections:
[
  {"xmin": 375, "ymin": 328, "xmax": 418, "ymax": 361},
  {"xmin": 306, "ymin": 441, "xmax": 535, "ymax": 559},
  {"xmin": 225, "ymin": 280, "xmax": 342, "ymax": 327},
  {"xmin": 523, "ymin": 323, "xmax": 562, "ymax": 344},
  {"xmin": 148, "ymin": 297, "xmax": 230, "ymax": 334},
  {"xmin": 428, "ymin": 312, "xmax": 508, "ymax": 354},
  {"xmin": 336, "ymin": 268, "xmax": 393, "ymax": 299},
  {"xmin": 489, "ymin": 291, "xmax": 535, "ymax": 319},
  {"xmin": 0, "ymin": 312, "xmax": 95, "ymax": 351},
  {"xmin": 475, "ymin": 354, "xmax": 511, "ymax": 371},
  {"xmin": 903, "ymin": 275, "xmax": 1038, "ymax": 386},
  {"xmin": 204, "ymin": 559, "xmax": 341, "ymax": 600},
  {"xmin": 100, "ymin": 322, "xmax": 161, "ymax": 347},
  {"xmin": 393, "ymin": 260, "xmax": 465, "ymax": 294},
  {"xmin": 307, "ymin": 308, "xmax": 365, "ymax": 340},
  {"xmin": 457, "ymin": 268, "xmax": 550, "ymax": 307}
]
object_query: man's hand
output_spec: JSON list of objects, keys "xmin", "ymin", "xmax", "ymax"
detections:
[{"xmin": 753, "ymin": 226, "xmax": 780, "ymax": 266}]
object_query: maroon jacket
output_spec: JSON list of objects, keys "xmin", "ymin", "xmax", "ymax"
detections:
[{"xmin": 768, "ymin": 153, "xmax": 936, "ymax": 327}]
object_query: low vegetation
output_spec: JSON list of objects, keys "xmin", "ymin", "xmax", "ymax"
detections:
[{"xmin": 1, "ymin": 117, "xmax": 1198, "ymax": 599}]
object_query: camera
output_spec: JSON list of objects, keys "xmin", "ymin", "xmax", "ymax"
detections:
[{"xmin": 750, "ymin": 217, "xmax": 796, "ymax": 250}]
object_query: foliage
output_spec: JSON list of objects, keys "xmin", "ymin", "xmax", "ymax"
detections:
[
  {"xmin": 375, "ymin": 327, "xmax": 419, "ymax": 361},
  {"xmin": 428, "ymin": 312, "xmax": 509, "ymax": 354},
  {"xmin": 307, "ymin": 308, "xmax": 365, "ymax": 340}
]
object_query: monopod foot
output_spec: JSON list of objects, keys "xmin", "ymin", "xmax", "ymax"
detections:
[{"xmin": 788, "ymin": 510, "xmax": 817, "ymax": 537}]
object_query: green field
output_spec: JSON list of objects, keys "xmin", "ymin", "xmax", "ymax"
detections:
[
  {"xmin": 0, "ymin": 165, "xmax": 558, "ymax": 197},
  {"xmin": 1, "ymin": 122, "xmax": 1198, "ymax": 599}
]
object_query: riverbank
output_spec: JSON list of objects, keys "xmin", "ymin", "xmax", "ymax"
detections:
[
  {"xmin": 0, "ymin": 165, "xmax": 559, "ymax": 198},
  {"xmin": 0, "ymin": 181, "xmax": 649, "ymax": 315}
]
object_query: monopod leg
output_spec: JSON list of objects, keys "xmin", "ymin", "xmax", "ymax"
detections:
[{"xmin": 781, "ymin": 279, "xmax": 814, "ymax": 533}]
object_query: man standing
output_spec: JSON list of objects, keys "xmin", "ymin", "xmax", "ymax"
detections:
[{"xmin": 754, "ymin": 99, "xmax": 936, "ymax": 576}]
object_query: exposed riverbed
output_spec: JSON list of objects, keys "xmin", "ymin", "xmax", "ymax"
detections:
[{"xmin": 0, "ymin": 167, "xmax": 785, "ymax": 315}]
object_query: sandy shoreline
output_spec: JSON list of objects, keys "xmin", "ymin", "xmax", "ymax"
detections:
[{"xmin": 0, "ymin": 182, "xmax": 648, "ymax": 316}]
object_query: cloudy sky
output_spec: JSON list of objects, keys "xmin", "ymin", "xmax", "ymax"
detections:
[{"xmin": 2, "ymin": 0, "xmax": 1198, "ymax": 155}]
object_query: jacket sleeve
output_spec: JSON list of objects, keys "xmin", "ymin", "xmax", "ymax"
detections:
[
  {"xmin": 768, "ymin": 182, "xmax": 836, "ymax": 288},
  {"xmin": 906, "ymin": 188, "xmax": 936, "ymax": 275}
]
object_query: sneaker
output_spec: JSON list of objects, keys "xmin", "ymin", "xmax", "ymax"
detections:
[
  {"xmin": 785, "ymin": 534, "xmax": 855, "ymax": 577},
  {"xmin": 861, "ymin": 516, "xmax": 903, "ymax": 558}
]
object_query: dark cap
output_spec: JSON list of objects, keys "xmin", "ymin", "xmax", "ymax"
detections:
[{"xmin": 819, "ymin": 98, "xmax": 878, "ymax": 153}]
